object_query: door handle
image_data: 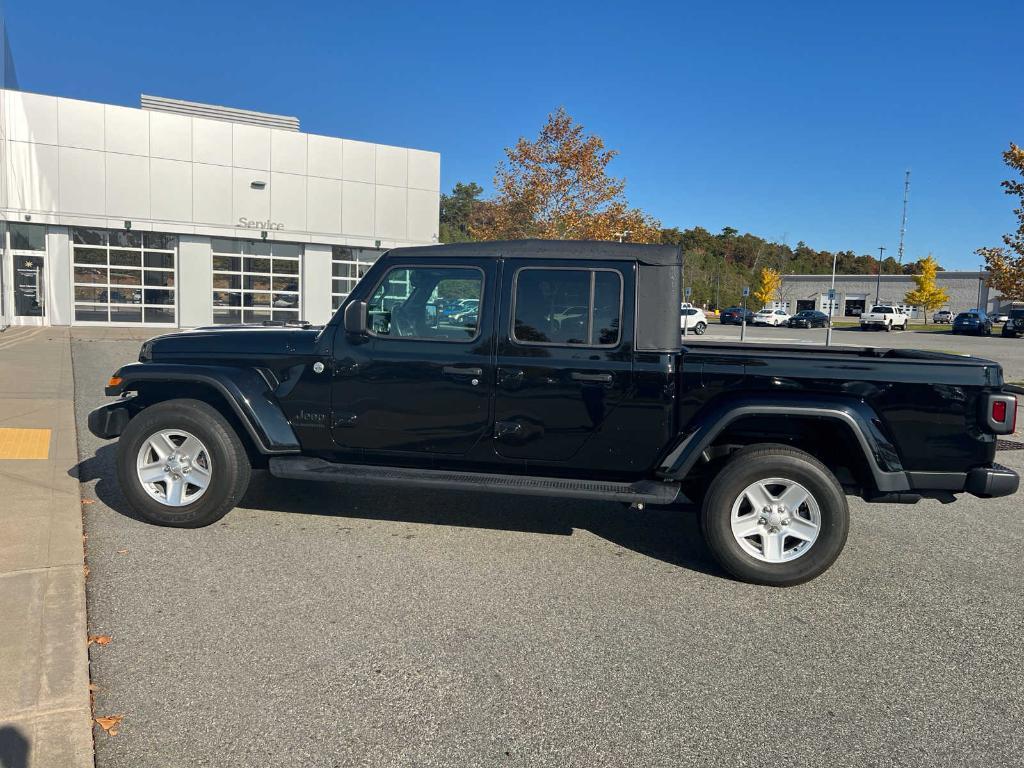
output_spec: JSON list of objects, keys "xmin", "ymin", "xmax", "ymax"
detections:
[
  {"xmin": 571, "ymin": 372, "xmax": 613, "ymax": 383},
  {"xmin": 442, "ymin": 366, "xmax": 483, "ymax": 377}
]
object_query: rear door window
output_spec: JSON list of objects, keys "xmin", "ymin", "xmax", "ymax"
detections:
[{"xmin": 513, "ymin": 268, "xmax": 622, "ymax": 347}]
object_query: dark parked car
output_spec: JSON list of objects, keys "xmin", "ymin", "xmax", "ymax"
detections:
[
  {"xmin": 719, "ymin": 306, "xmax": 754, "ymax": 325},
  {"xmin": 788, "ymin": 310, "xmax": 828, "ymax": 328},
  {"xmin": 1001, "ymin": 308, "xmax": 1024, "ymax": 338},
  {"xmin": 88, "ymin": 240, "xmax": 1019, "ymax": 587},
  {"xmin": 952, "ymin": 310, "xmax": 993, "ymax": 336}
]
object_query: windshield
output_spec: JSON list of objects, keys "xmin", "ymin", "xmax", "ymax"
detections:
[
  {"xmin": 959, "ymin": 313, "xmax": 979, "ymax": 319},
  {"xmin": 869, "ymin": 306, "xmax": 893, "ymax": 313}
]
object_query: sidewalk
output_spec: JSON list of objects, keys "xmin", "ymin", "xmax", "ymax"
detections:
[{"xmin": 0, "ymin": 327, "xmax": 93, "ymax": 768}]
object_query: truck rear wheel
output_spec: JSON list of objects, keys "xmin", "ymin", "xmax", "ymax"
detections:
[
  {"xmin": 700, "ymin": 444, "xmax": 849, "ymax": 586},
  {"xmin": 116, "ymin": 398, "xmax": 252, "ymax": 528}
]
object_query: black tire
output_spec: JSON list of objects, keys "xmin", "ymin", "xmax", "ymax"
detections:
[
  {"xmin": 116, "ymin": 398, "xmax": 252, "ymax": 528},
  {"xmin": 699, "ymin": 444, "xmax": 849, "ymax": 586},
  {"xmin": 694, "ymin": 322, "xmax": 707, "ymax": 335}
]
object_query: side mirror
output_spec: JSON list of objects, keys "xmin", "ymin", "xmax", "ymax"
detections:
[{"xmin": 343, "ymin": 300, "xmax": 368, "ymax": 336}]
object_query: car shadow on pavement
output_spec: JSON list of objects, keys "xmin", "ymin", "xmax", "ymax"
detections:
[
  {"xmin": 74, "ymin": 445, "xmax": 722, "ymax": 578},
  {"xmin": 0, "ymin": 726, "xmax": 30, "ymax": 768}
]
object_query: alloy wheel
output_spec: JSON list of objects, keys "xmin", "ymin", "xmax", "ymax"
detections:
[
  {"xmin": 729, "ymin": 477, "xmax": 821, "ymax": 563},
  {"xmin": 136, "ymin": 429, "xmax": 213, "ymax": 507}
]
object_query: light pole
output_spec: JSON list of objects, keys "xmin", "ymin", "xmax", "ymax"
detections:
[
  {"xmin": 874, "ymin": 246, "xmax": 886, "ymax": 304},
  {"xmin": 977, "ymin": 264, "xmax": 984, "ymax": 311},
  {"xmin": 826, "ymin": 250, "xmax": 838, "ymax": 347}
]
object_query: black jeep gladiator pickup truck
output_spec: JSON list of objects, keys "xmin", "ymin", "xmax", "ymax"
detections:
[{"xmin": 89, "ymin": 240, "xmax": 1019, "ymax": 585}]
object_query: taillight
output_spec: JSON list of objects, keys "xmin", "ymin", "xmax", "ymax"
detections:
[
  {"xmin": 992, "ymin": 401, "xmax": 1007, "ymax": 423},
  {"xmin": 986, "ymin": 394, "xmax": 1017, "ymax": 434}
]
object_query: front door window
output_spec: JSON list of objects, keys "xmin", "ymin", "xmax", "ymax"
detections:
[{"xmin": 367, "ymin": 266, "xmax": 483, "ymax": 341}]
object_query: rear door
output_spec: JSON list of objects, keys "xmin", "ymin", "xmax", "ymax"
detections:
[{"xmin": 492, "ymin": 259, "xmax": 634, "ymax": 462}]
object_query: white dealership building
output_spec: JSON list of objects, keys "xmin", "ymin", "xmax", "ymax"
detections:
[{"xmin": 0, "ymin": 88, "xmax": 440, "ymax": 328}]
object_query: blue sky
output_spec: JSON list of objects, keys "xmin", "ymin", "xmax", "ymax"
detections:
[{"xmin": 6, "ymin": 0, "xmax": 1020, "ymax": 268}]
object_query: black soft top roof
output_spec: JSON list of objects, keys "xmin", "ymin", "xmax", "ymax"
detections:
[{"xmin": 388, "ymin": 239, "xmax": 682, "ymax": 267}]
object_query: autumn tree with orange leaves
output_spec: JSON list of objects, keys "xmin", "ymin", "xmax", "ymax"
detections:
[
  {"xmin": 977, "ymin": 143, "xmax": 1024, "ymax": 301},
  {"xmin": 472, "ymin": 107, "xmax": 661, "ymax": 243}
]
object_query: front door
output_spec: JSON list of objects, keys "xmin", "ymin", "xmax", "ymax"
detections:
[
  {"xmin": 330, "ymin": 259, "xmax": 495, "ymax": 457},
  {"xmin": 492, "ymin": 260, "xmax": 634, "ymax": 462},
  {"xmin": 14, "ymin": 254, "xmax": 46, "ymax": 322}
]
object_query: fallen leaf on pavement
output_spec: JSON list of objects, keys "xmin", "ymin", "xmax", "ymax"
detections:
[
  {"xmin": 116, "ymin": 549, "xmax": 128, "ymax": 554},
  {"xmin": 83, "ymin": 564, "xmax": 90, "ymax": 578},
  {"xmin": 88, "ymin": 634, "xmax": 112, "ymax": 646},
  {"xmin": 95, "ymin": 715, "xmax": 123, "ymax": 735},
  {"xmin": 81, "ymin": 499, "xmax": 95, "ymax": 505}
]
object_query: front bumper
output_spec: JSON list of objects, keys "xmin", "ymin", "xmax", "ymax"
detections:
[{"xmin": 87, "ymin": 398, "xmax": 135, "ymax": 439}]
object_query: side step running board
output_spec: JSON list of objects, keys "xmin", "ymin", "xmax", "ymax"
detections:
[{"xmin": 268, "ymin": 457, "xmax": 681, "ymax": 505}]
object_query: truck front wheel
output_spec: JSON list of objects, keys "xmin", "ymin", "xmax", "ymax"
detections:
[
  {"xmin": 699, "ymin": 444, "xmax": 849, "ymax": 586},
  {"xmin": 116, "ymin": 398, "xmax": 252, "ymax": 528}
]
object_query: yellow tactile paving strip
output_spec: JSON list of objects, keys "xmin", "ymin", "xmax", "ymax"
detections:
[{"xmin": 0, "ymin": 427, "xmax": 51, "ymax": 459}]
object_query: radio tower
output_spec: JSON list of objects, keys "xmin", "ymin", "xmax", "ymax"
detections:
[{"xmin": 896, "ymin": 170, "xmax": 910, "ymax": 266}]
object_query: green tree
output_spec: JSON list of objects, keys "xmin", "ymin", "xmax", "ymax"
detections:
[
  {"xmin": 903, "ymin": 254, "xmax": 949, "ymax": 322},
  {"xmin": 439, "ymin": 182, "xmax": 485, "ymax": 243}
]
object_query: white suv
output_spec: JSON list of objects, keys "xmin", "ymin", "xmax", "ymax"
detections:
[
  {"xmin": 752, "ymin": 308, "xmax": 790, "ymax": 326},
  {"xmin": 680, "ymin": 307, "xmax": 708, "ymax": 335}
]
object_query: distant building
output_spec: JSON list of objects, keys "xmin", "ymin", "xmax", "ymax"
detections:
[{"xmin": 776, "ymin": 271, "xmax": 1004, "ymax": 319}]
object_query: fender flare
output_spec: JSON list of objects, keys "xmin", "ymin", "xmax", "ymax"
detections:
[
  {"xmin": 657, "ymin": 395, "xmax": 910, "ymax": 492},
  {"xmin": 105, "ymin": 363, "xmax": 300, "ymax": 454}
]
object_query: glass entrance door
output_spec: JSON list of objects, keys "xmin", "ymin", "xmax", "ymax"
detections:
[
  {"xmin": 14, "ymin": 254, "xmax": 45, "ymax": 319},
  {"xmin": 7, "ymin": 223, "xmax": 48, "ymax": 325}
]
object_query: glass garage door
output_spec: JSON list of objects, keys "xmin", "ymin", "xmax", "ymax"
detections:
[
  {"xmin": 330, "ymin": 246, "xmax": 384, "ymax": 310},
  {"xmin": 211, "ymin": 239, "xmax": 301, "ymax": 324},
  {"xmin": 72, "ymin": 229, "xmax": 177, "ymax": 325}
]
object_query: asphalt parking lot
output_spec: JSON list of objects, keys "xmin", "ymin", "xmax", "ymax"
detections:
[{"xmin": 73, "ymin": 329, "xmax": 1024, "ymax": 768}]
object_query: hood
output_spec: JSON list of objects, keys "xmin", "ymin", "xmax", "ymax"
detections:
[{"xmin": 140, "ymin": 324, "xmax": 325, "ymax": 363}]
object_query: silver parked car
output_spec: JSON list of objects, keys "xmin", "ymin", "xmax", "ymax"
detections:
[{"xmin": 932, "ymin": 309, "xmax": 953, "ymax": 323}]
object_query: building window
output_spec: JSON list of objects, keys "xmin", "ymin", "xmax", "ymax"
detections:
[
  {"xmin": 212, "ymin": 239, "xmax": 301, "ymax": 324},
  {"xmin": 331, "ymin": 246, "xmax": 384, "ymax": 310},
  {"xmin": 8, "ymin": 223, "xmax": 47, "ymax": 251},
  {"xmin": 72, "ymin": 228, "xmax": 177, "ymax": 324}
]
